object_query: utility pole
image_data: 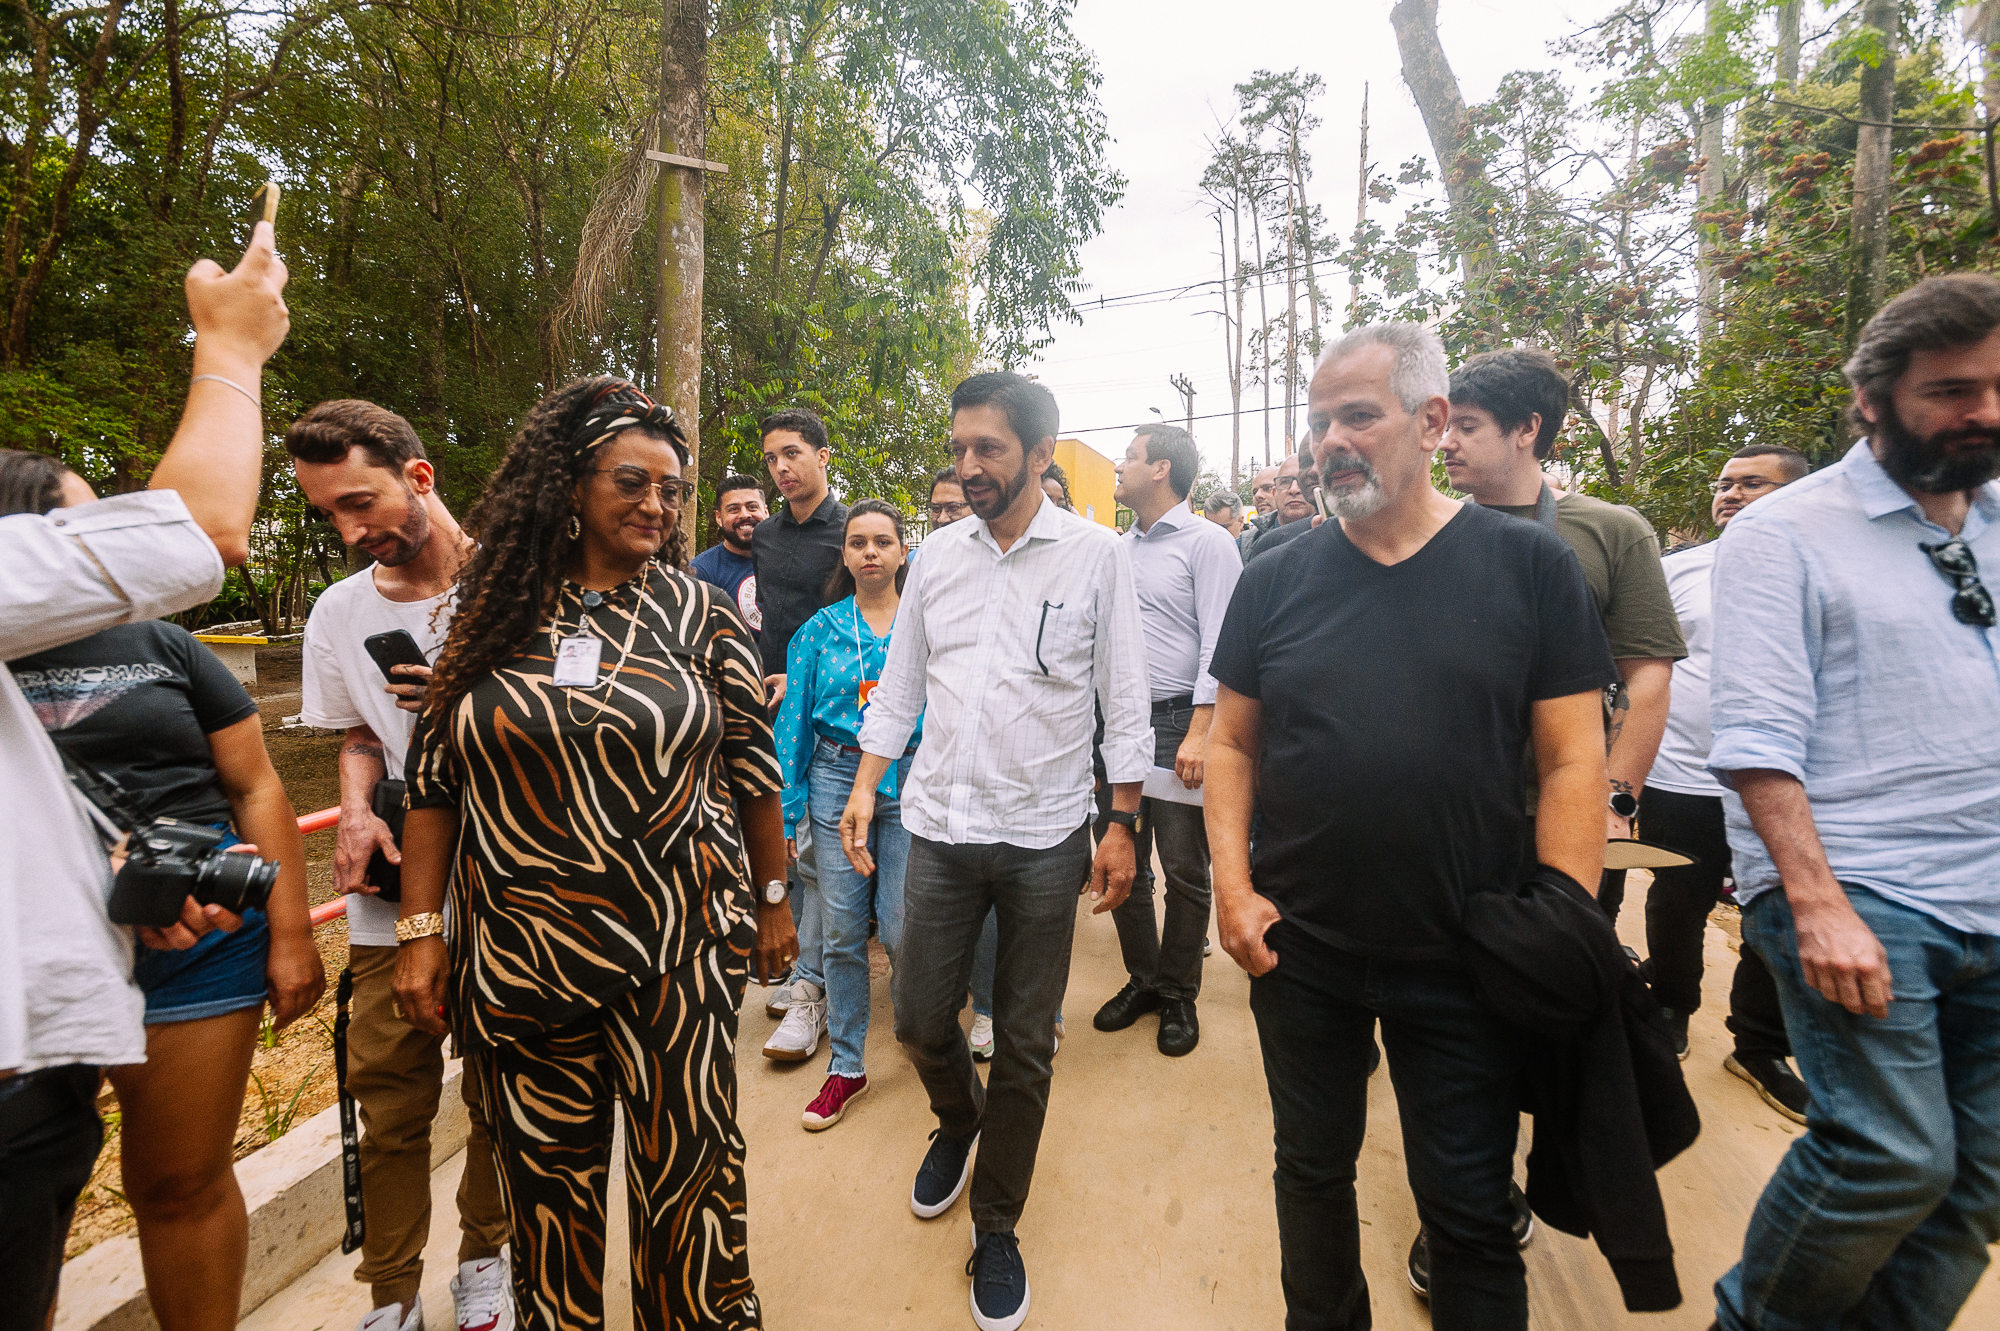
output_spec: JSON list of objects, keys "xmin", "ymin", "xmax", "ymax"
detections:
[
  {"xmin": 652, "ymin": 0, "xmax": 714, "ymax": 533},
  {"xmin": 1351, "ymin": 83, "xmax": 1369, "ymax": 318},
  {"xmin": 1169, "ymin": 373, "xmax": 1196, "ymax": 435}
]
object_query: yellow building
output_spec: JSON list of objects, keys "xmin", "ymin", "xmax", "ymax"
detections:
[{"xmin": 1054, "ymin": 437, "xmax": 1118, "ymax": 528}]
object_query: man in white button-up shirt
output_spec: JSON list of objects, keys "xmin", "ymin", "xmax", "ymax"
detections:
[
  {"xmin": 0, "ymin": 223, "xmax": 288, "ymax": 1327},
  {"xmin": 843, "ymin": 372, "xmax": 1151, "ymax": 1331},
  {"xmin": 1091, "ymin": 423, "xmax": 1240, "ymax": 1059}
]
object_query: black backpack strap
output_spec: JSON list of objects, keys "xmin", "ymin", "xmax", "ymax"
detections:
[{"xmin": 333, "ymin": 966, "xmax": 366, "ymax": 1255}]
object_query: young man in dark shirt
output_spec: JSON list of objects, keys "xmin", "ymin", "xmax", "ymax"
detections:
[
  {"xmin": 752, "ymin": 408, "xmax": 849, "ymax": 1057},
  {"xmin": 689, "ymin": 473, "xmax": 768, "ymax": 637},
  {"xmin": 1207, "ymin": 321, "xmax": 1615, "ymax": 1331}
]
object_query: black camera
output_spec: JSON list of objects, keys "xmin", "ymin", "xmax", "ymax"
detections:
[{"xmin": 106, "ymin": 818, "xmax": 280, "ymax": 929}]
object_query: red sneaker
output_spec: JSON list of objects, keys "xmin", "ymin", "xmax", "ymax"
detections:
[{"xmin": 802, "ymin": 1073, "xmax": 868, "ymax": 1131}]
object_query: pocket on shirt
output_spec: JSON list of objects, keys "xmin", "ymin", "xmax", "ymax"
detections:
[{"xmin": 1028, "ymin": 604, "xmax": 1093, "ymax": 682}]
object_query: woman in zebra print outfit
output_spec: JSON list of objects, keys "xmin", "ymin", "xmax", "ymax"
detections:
[{"xmin": 390, "ymin": 378, "xmax": 795, "ymax": 1331}]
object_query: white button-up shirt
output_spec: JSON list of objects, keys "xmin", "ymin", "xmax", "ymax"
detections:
[
  {"xmin": 1125, "ymin": 501, "xmax": 1242, "ymax": 705},
  {"xmin": 2, "ymin": 490, "xmax": 226, "ymax": 1072},
  {"xmin": 858, "ymin": 495, "xmax": 1153, "ymax": 848}
]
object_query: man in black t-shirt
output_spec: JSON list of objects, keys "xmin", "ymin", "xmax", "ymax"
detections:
[{"xmin": 1207, "ymin": 321, "xmax": 1615, "ymax": 1330}]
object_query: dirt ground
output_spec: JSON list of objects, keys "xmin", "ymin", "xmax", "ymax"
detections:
[{"xmin": 66, "ymin": 645, "xmax": 351, "ymax": 1256}]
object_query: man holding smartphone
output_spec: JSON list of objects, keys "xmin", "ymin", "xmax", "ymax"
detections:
[{"xmin": 288, "ymin": 403, "xmax": 512, "ymax": 1331}]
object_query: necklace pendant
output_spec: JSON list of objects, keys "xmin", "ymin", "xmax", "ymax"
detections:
[{"xmin": 582, "ymin": 590, "xmax": 604, "ymax": 608}]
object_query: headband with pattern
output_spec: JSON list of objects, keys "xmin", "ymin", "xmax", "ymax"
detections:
[{"xmin": 566, "ymin": 382, "xmax": 687, "ymax": 464}]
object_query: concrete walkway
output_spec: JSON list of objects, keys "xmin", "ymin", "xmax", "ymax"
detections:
[{"xmin": 243, "ymin": 878, "xmax": 2000, "ymax": 1330}]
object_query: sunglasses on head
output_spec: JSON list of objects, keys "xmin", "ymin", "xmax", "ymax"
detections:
[{"xmin": 1920, "ymin": 538, "xmax": 1998, "ymax": 629}]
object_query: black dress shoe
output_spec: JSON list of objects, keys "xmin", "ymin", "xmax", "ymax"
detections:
[
  {"xmin": 1093, "ymin": 982, "xmax": 1161, "ymax": 1032},
  {"xmin": 1157, "ymin": 998, "xmax": 1199, "ymax": 1056}
]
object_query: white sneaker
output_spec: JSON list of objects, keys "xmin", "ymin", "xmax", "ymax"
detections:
[
  {"xmin": 764, "ymin": 975, "xmax": 800, "ymax": 1018},
  {"xmin": 451, "ymin": 1253, "xmax": 513, "ymax": 1331},
  {"xmin": 762, "ymin": 982, "xmax": 826, "ymax": 1061},
  {"xmin": 1204, "ymin": 937, "xmax": 1213, "ymax": 957},
  {"xmin": 1053, "ymin": 1016, "xmax": 1064, "ymax": 1058},
  {"xmin": 358, "ymin": 1298, "xmax": 422, "ymax": 1331},
  {"xmin": 969, "ymin": 1014, "xmax": 995, "ymax": 1062}
]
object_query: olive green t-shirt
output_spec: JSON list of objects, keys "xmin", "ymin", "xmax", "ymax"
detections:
[
  {"xmin": 1492, "ymin": 490, "xmax": 1685, "ymax": 815},
  {"xmin": 1491, "ymin": 491, "xmax": 1686, "ymax": 663}
]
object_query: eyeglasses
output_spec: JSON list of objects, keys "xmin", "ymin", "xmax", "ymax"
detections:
[
  {"xmin": 594, "ymin": 468, "xmax": 691, "ymax": 506},
  {"xmin": 929, "ymin": 500, "xmax": 970, "ymax": 520},
  {"xmin": 1711, "ymin": 476, "xmax": 1780, "ymax": 496},
  {"xmin": 1920, "ymin": 538, "xmax": 1998, "ymax": 629}
]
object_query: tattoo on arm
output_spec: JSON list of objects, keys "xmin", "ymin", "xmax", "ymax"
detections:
[
  {"xmin": 342, "ymin": 741, "xmax": 384, "ymax": 759},
  {"xmin": 1609, "ymin": 779, "xmax": 1634, "ymax": 794}
]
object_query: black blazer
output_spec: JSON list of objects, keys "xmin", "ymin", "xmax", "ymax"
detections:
[{"xmin": 1460, "ymin": 866, "xmax": 1702, "ymax": 1313}]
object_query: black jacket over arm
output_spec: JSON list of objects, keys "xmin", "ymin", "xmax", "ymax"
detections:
[{"xmin": 1460, "ymin": 867, "xmax": 1701, "ymax": 1312}]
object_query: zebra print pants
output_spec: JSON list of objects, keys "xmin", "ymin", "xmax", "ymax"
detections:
[{"xmin": 475, "ymin": 944, "xmax": 761, "ymax": 1331}]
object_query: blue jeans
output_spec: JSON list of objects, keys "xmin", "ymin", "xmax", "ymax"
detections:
[
  {"xmin": 788, "ymin": 804, "xmax": 825, "ymax": 991},
  {"xmin": 808, "ymin": 740, "xmax": 911, "ymax": 1078},
  {"xmin": 1250, "ymin": 918, "xmax": 1529, "ymax": 1331},
  {"xmin": 1717, "ymin": 884, "xmax": 2000, "ymax": 1331}
]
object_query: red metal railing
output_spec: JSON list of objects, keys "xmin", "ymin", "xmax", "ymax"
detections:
[{"xmin": 297, "ymin": 808, "xmax": 349, "ymax": 927}]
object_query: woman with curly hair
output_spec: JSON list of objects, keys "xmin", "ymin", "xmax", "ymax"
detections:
[{"xmin": 389, "ymin": 377, "xmax": 794, "ymax": 1331}]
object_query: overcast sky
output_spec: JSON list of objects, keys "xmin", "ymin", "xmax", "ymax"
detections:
[{"xmin": 1024, "ymin": 0, "xmax": 1611, "ymax": 482}]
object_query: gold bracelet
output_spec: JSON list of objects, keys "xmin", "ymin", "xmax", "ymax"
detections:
[{"xmin": 394, "ymin": 911, "xmax": 445, "ymax": 944}]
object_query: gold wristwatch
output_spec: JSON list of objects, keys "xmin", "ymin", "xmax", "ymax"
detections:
[{"xmin": 395, "ymin": 911, "xmax": 445, "ymax": 944}]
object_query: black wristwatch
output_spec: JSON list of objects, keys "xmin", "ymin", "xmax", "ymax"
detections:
[
  {"xmin": 1609, "ymin": 790, "xmax": 1639, "ymax": 819},
  {"xmin": 1102, "ymin": 809, "xmax": 1140, "ymax": 833}
]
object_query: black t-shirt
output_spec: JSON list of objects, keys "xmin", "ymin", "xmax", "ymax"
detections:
[
  {"xmin": 1209, "ymin": 504, "xmax": 1616, "ymax": 960},
  {"xmin": 9, "ymin": 621, "xmax": 259, "ymax": 824},
  {"xmin": 752, "ymin": 495, "xmax": 848, "ymax": 678}
]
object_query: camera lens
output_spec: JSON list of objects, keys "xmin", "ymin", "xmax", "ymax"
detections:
[{"xmin": 196, "ymin": 848, "xmax": 280, "ymax": 914}]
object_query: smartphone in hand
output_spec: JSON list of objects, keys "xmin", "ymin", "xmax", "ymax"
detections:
[{"xmin": 363, "ymin": 630, "xmax": 429, "ymax": 682}]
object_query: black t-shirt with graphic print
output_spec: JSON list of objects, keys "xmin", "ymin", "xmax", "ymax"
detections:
[
  {"xmin": 9, "ymin": 621, "xmax": 258, "ymax": 824},
  {"xmin": 1209, "ymin": 503, "xmax": 1617, "ymax": 961}
]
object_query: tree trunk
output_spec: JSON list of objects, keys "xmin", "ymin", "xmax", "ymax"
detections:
[
  {"xmin": 1216, "ymin": 209, "xmax": 1242, "ymax": 487},
  {"xmin": 656, "ymin": 0, "xmax": 708, "ymax": 545},
  {"xmin": 1282, "ymin": 177, "xmax": 1298, "ymax": 452},
  {"xmin": 1696, "ymin": 0, "xmax": 1729, "ymax": 347},
  {"xmin": 1389, "ymin": 0, "xmax": 1493, "ymax": 289},
  {"xmin": 1351, "ymin": 82, "xmax": 1369, "ymax": 319},
  {"xmin": 1251, "ymin": 188, "xmax": 1271, "ymax": 465},
  {"xmin": 1844, "ymin": 0, "xmax": 1898, "ymax": 350},
  {"xmin": 1776, "ymin": 2, "xmax": 1802, "ymax": 85},
  {"xmin": 1288, "ymin": 110, "xmax": 1322, "ymax": 359}
]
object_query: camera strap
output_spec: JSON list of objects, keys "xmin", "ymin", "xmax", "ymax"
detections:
[
  {"xmin": 333, "ymin": 967, "xmax": 366, "ymax": 1254},
  {"xmin": 51, "ymin": 742, "xmax": 137, "ymax": 847}
]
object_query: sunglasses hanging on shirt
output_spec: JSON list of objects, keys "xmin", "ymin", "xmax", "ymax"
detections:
[{"xmin": 1919, "ymin": 538, "xmax": 1998, "ymax": 629}]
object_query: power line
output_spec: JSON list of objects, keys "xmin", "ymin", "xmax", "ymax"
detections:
[
  {"xmin": 1074, "ymin": 254, "xmax": 1341, "ymax": 313},
  {"xmin": 1066, "ymin": 398, "xmax": 1309, "ymax": 437}
]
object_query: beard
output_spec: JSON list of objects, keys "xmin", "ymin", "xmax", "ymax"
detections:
[
  {"xmin": 367, "ymin": 491, "xmax": 432, "ymax": 567},
  {"xmin": 1318, "ymin": 448, "xmax": 1388, "ymax": 520},
  {"xmin": 964, "ymin": 463, "xmax": 1032, "ymax": 521},
  {"xmin": 725, "ymin": 516, "xmax": 760, "ymax": 547},
  {"xmin": 1876, "ymin": 402, "xmax": 2000, "ymax": 495}
]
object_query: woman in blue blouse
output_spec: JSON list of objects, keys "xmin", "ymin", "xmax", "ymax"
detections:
[{"xmin": 772, "ymin": 498, "xmax": 920, "ymax": 1130}]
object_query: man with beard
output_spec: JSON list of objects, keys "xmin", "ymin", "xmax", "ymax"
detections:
[
  {"xmin": 1707, "ymin": 275, "xmax": 2000, "ymax": 1331},
  {"xmin": 1243, "ymin": 450, "xmax": 1319, "ymax": 561},
  {"xmin": 1207, "ymin": 323, "xmax": 1614, "ymax": 1330},
  {"xmin": 288, "ymin": 403, "xmax": 512, "ymax": 1331},
  {"xmin": 690, "ymin": 473, "xmax": 768, "ymax": 638},
  {"xmin": 840, "ymin": 371, "xmax": 1151, "ymax": 1331}
]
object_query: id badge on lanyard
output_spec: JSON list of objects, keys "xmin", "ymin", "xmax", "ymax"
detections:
[{"xmin": 553, "ymin": 634, "xmax": 602, "ymax": 687}]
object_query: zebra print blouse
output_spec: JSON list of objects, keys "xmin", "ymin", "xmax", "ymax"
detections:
[{"xmin": 406, "ymin": 563, "xmax": 783, "ymax": 1050}]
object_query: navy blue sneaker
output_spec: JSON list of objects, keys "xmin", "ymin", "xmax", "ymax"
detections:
[
  {"xmin": 967, "ymin": 1228, "xmax": 1029, "ymax": 1331},
  {"xmin": 910, "ymin": 1127, "xmax": 978, "ymax": 1219}
]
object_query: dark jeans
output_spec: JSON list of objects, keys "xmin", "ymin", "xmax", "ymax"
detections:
[
  {"xmin": 893, "ymin": 826, "xmax": 1092, "ymax": 1234},
  {"xmin": 1250, "ymin": 919, "xmax": 1529, "ymax": 1331},
  {"xmin": 1109, "ymin": 704, "xmax": 1212, "ymax": 1001},
  {"xmin": 1639, "ymin": 787, "xmax": 1790, "ymax": 1060},
  {"xmin": 0, "ymin": 1064, "xmax": 103, "ymax": 1331},
  {"xmin": 1717, "ymin": 885, "xmax": 2000, "ymax": 1330}
]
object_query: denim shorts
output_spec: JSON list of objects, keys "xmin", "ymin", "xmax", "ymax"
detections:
[{"xmin": 130, "ymin": 826, "xmax": 272, "ymax": 1025}]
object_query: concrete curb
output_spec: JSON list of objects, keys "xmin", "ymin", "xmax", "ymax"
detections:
[{"xmin": 57, "ymin": 1060, "xmax": 472, "ymax": 1331}]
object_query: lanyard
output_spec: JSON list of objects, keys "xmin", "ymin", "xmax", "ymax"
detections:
[{"xmin": 854, "ymin": 601, "xmax": 879, "ymax": 709}]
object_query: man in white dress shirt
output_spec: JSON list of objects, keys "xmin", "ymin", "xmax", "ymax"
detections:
[
  {"xmin": 841, "ymin": 371, "xmax": 1152, "ymax": 1331},
  {"xmin": 1092, "ymin": 423, "xmax": 1241, "ymax": 1057}
]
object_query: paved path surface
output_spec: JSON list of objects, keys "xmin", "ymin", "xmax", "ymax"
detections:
[{"xmin": 245, "ymin": 875, "xmax": 2000, "ymax": 1330}]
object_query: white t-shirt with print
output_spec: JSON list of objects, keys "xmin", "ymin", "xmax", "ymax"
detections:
[{"xmin": 301, "ymin": 569, "xmax": 454, "ymax": 947}]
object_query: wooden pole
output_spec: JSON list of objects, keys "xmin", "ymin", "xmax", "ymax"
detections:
[{"xmin": 656, "ymin": 0, "xmax": 709, "ymax": 541}]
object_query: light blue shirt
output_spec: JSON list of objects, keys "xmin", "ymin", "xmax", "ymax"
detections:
[
  {"xmin": 1708, "ymin": 440, "xmax": 2000, "ymax": 934},
  {"xmin": 773, "ymin": 596, "xmax": 920, "ymax": 836}
]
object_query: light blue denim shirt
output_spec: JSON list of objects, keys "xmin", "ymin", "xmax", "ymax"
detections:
[
  {"xmin": 1708, "ymin": 440, "xmax": 2000, "ymax": 935},
  {"xmin": 772, "ymin": 596, "xmax": 921, "ymax": 836}
]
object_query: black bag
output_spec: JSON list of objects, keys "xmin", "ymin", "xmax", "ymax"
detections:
[{"xmin": 364, "ymin": 778, "xmax": 406, "ymax": 902}]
